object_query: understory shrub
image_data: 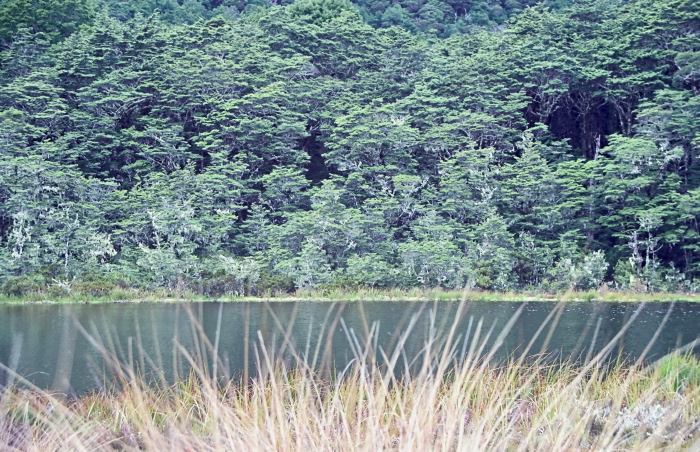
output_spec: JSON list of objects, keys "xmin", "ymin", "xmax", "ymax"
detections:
[{"xmin": 0, "ymin": 274, "xmax": 46, "ymax": 296}]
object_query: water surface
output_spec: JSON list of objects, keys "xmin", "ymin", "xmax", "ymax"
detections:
[{"xmin": 0, "ymin": 301, "xmax": 698, "ymax": 394}]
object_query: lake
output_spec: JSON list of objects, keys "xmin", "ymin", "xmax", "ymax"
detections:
[{"xmin": 0, "ymin": 301, "xmax": 698, "ymax": 394}]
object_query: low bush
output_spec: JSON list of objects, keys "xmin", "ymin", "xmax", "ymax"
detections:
[
  {"xmin": 256, "ymin": 271, "xmax": 296, "ymax": 295},
  {"xmin": 0, "ymin": 274, "xmax": 46, "ymax": 296}
]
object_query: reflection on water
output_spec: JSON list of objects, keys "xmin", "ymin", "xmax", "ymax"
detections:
[{"xmin": 0, "ymin": 301, "xmax": 698, "ymax": 394}]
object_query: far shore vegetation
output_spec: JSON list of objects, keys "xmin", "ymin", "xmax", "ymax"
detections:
[
  {"xmin": 3, "ymin": 265, "xmax": 700, "ymax": 304},
  {"xmin": 1, "ymin": 0, "xmax": 699, "ymax": 305},
  {"xmin": 2, "ymin": 284, "xmax": 700, "ymax": 305}
]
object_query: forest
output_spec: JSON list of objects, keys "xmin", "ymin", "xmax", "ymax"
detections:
[{"xmin": 0, "ymin": 0, "xmax": 698, "ymax": 296}]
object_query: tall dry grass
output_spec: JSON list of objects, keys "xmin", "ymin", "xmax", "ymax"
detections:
[{"xmin": 1, "ymin": 301, "xmax": 698, "ymax": 451}]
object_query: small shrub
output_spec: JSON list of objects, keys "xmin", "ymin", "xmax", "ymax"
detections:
[
  {"xmin": 198, "ymin": 271, "xmax": 239, "ymax": 297},
  {"xmin": 73, "ymin": 272, "xmax": 130, "ymax": 297},
  {"xmin": 315, "ymin": 278, "xmax": 361, "ymax": 296},
  {"xmin": 474, "ymin": 262, "xmax": 495, "ymax": 290},
  {"xmin": 575, "ymin": 251, "xmax": 609, "ymax": 290},
  {"xmin": 661, "ymin": 263, "xmax": 686, "ymax": 292},
  {"xmin": 0, "ymin": 275, "xmax": 46, "ymax": 297},
  {"xmin": 46, "ymin": 284, "xmax": 71, "ymax": 298},
  {"xmin": 73, "ymin": 280, "xmax": 118, "ymax": 297},
  {"xmin": 257, "ymin": 271, "xmax": 295, "ymax": 295}
]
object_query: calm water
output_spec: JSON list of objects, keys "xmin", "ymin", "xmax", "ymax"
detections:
[{"xmin": 0, "ymin": 301, "xmax": 698, "ymax": 394}]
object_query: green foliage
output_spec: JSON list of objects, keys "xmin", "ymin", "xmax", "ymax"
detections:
[
  {"xmin": 469, "ymin": 216, "xmax": 516, "ymax": 291},
  {"xmin": 288, "ymin": 0, "xmax": 360, "ymax": 25},
  {"xmin": 657, "ymin": 354, "xmax": 700, "ymax": 392},
  {"xmin": 574, "ymin": 251, "xmax": 609, "ymax": 290},
  {"xmin": 102, "ymin": 0, "xmax": 241, "ymax": 24},
  {"xmin": 71, "ymin": 272, "xmax": 129, "ymax": 296},
  {"xmin": 0, "ymin": 0, "xmax": 98, "ymax": 44},
  {"xmin": 0, "ymin": 0, "xmax": 699, "ymax": 293},
  {"xmin": 0, "ymin": 274, "xmax": 45, "ymax": 296},
  {"xmin": 257, "ymin": 271, "xmax": 296, "ymax": 294},
  {"xmin": 344, "ymin": 253, "xmax": 394, "ymax": 287}
]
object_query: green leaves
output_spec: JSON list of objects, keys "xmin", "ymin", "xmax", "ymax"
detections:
[
  {"xmin": 0, "ymin": 0, "xmax": 98, "ymax": 44},
  {"xmin": 1, "ymin": 0, "xmax": 699, "ymax": 292},
  {"xmin": 0, "ymin": 154, "xmax": 117, "ymax": 277},
  {"xmin": 288, "ymin": 0, "xmax": 360, "ymax": 25}
]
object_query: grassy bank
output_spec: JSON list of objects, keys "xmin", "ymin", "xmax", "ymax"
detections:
[
  {"xmin": 1, "ymin": 286, "xmax": 700, "ymax": 304},
  {"xmin": 2, "ymin": 354, "xmax": 699, "ymax": 450}
]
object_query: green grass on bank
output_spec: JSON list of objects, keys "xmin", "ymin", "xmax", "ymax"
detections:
[{"xmin": 1, "ymin": 286, "xmax": 700, "ymax": 304}]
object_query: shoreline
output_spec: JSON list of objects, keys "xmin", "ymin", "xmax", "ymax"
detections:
[{"xmin": 2, "ymin": 288, "xmax": 700, "ymax": 305}]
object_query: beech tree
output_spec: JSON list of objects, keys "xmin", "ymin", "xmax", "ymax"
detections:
[{"xmin": 1, "ymin": 0, "xmax": 699, "ymax": 295}]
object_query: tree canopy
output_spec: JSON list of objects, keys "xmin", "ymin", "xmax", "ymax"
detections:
[{"xmin": 1, "ymin": 0, "xmax": 699, "ymax": 295}]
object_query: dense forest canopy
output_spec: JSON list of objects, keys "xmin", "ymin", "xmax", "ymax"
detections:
[{"xmin": 0, "ymin": 0, "xmax": 698, "ymax": 295}]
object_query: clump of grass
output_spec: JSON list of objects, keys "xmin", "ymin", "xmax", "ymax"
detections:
[
  {"xmin": 1, "ymin": 359, "xmax": 698, "ymax": 450},
  {"xmin": 655, "ymin": 353, "xmax": 700, "ymax": 393}
]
